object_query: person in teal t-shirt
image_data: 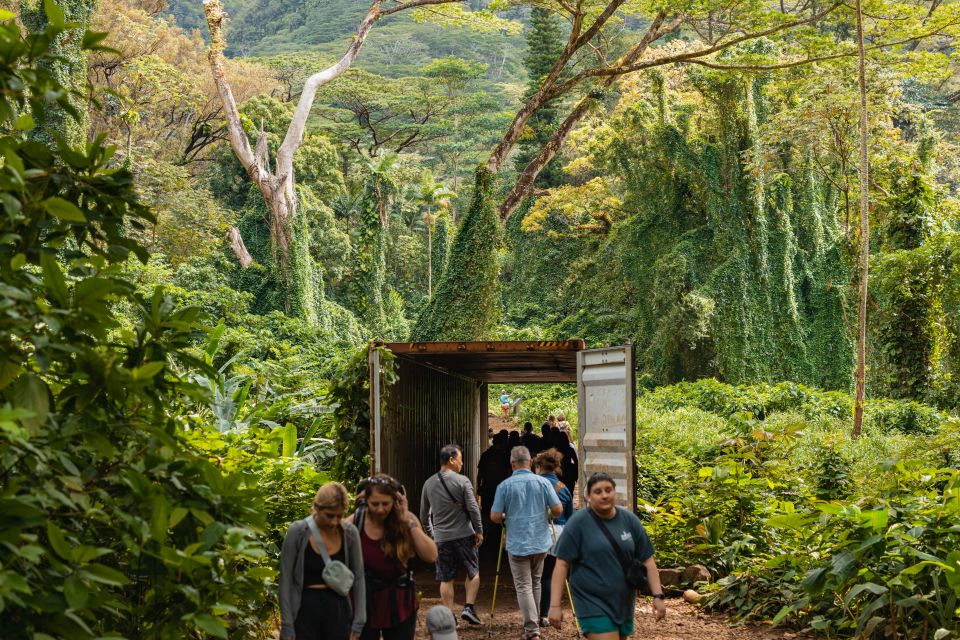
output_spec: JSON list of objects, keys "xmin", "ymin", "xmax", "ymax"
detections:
[{"xmin": 548, "ymin": 473, "xmax": 666, "ymax": 638}]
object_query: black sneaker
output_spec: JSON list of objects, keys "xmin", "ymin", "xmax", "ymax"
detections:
[{"xmin": 461, "ymin": 605, "xmax": 482, "ymax": 625}]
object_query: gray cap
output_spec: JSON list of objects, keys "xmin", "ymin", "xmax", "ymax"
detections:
[{"xmin": 426, "ymin": 605, "xmax": 458, "ymax": 640}]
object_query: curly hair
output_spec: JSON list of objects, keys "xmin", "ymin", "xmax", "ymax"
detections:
[
  {"xmin": 362, "ymin": 474, "xmax": 415, "ymax": 566},
  {"xmin": 534, "ymin": 448, "xmax": 563, "ymax": 475}
]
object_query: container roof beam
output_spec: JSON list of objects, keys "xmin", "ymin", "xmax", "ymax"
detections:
[{"xmin": 374, "ymin": 340, "xmax": 586, "ymax": 383}]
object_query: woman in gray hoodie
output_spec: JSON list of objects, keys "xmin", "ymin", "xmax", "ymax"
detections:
[{"xmin": 279, "ymin": 482, "xmax": 366, "ymax": 640}]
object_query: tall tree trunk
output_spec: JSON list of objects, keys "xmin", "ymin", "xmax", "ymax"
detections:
[
  {"xmin": 853, "ymin": 0, "xmax": 870, "ymax": 439},
  {"xmin": 427, "ymin": 222, "xmax": 433, "ymax": 297},
  {"xmin": 204, "ymin": 0, "xmax": 459, "ymax": 318}
]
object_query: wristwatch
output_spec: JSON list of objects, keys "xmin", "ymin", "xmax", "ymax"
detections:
[{"xmin": 652, "ymin": 593, "xmax": 666, "ymax": 600}]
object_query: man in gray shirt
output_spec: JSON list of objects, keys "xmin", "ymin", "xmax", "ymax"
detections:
[{"xmin": 421, "ymin": 444, "xmax": 484, "ymax": 625}]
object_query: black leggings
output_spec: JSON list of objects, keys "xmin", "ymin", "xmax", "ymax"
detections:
[
  {"xmin": 359, "ymin": 614, "xmax": 417, "ymax": 640},
  {"xmin": 540, "ymin": 554, "xmax": 557, "ymax": 617},
  {"xmin": 295, "ymin": 588, "xmax": 352, "ymax": 640}
]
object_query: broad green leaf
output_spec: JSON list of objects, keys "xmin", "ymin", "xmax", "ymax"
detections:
[
  {"xmin": 772, "ymin": 604, "xmax": 794, "ymax": 624},
  {"xmin": 10, "ymin": 253, "xmax": 25, "ymax": 269},
  {"xmin": 169, "ymin": 507, "xmax": 189, "ymax": 529},
  {"xmin": 0, "ymin": 283, "xmax": 31, "ymax": 301},
  {"xmin": 43, "ymin": 197, "xmax": 85, "ymax": 222},
  {"xmin": 801, "ymin": 567, "xmax": 827, "ymax": 594},
  {"xmin": 63, "ymin": 611, "xmax": 93, "ymax": 635},
  {"xmin": 201, "ymin": 522, "xmax": 228, "ymax": 550},
  {"xmin": 15, "ymin": 113, "xmax": 34, "ymax": 131},
  {"xmin": 10, "ymin": 373, "xmax": 49, "ymax": 434},
  {"xmin": 945, "ymin": 551, "xmax": 960, "ymax": 593},
  {"xmin": 40, "ymin": 253, "xmax": 68, "ymax": 306},
  {"xmin": 281, "ymin": 422, "xmax": 297, "ymax": 458},
  {"xmin": 73, "ymin": 545, "xmax": 109, "ymax": 565},
  {"xmin": 81, "ymin": 30, "xmax": 111, "ymax": 50},
  {"xmin": 860, "ymin": 509, "xmax": 888, "ymax": 531},
  {"xmin": 0, "ymin": 356, "xmax": 23, "ymax": 391},
  {"xmin": 843, "ymin": 582, "xmax": 887, "ymax": 606},
  {"xmin": 193, "ymin": 613, "xmax": 228, "ymax": 638},
  {"xmin": 151, "ymin": 494, "xmax": 171, "ymax": 544},
  {"xmin": 205, "ymin": 320, "xmax": 226, "ymax": 363},
  {"xmin": 81, "ymin": 563, "xmax": 129, "ymax": 586},
  {"xmin": 767, "ymin": 513, "xmax": 811, "ymax": 530},
  {"xmin": 63, "ymin": 575, "xmax": 88, "ymax": 610},
  {"xmin": 46, "ymin": 522, "xmax": 72, "ymax": 562},
  {"xmin": 131, "ymin": 361, "xmax": 165, "ymax": 381},
  {"xmin": 0, "ymin": 9, "xmax": 15, "ymax": 20},
  {"xmin": 900, "ymin": 560, "xmax": 951, "ymax": 576},
  {"xmin": 190, "ymin": 509, "xmax": 214, "ymax": 525},
  {"xmin": 43, "ymin": 0, "xmax": 64, "ymax": 26}
]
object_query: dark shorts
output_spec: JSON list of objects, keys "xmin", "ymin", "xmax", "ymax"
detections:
[{"xmin": 435, "ymin": 535, "xmax": 479, "ymax": 582}]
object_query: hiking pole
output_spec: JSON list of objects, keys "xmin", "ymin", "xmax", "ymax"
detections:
[
  {"xmin": 549, "ymin": 515, "xmax": 582, "ymax": 637},
  {"xmin": 490, "ymin": 521, "xmax": 506, "ymax": 620}
]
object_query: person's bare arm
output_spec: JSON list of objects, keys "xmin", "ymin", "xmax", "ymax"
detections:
[
  {"xmin": 644, "ymin": 555, "xmax": 667, "ymax": 620},
  {"xmin": 396, "ymin": 494, "xmax": 438, "ymax": 562},
  {"xmin": 548, "ymin": 559, "xmax": 570, "ymax": 628}
]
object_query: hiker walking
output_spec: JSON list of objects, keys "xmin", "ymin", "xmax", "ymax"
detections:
[
  {"xmin": 533, "ymin": 448, "xmax": 574, "ymax": 627},
  {"xmin": 540, "ymin": 415, "xmax": 557, "ymax": 434},
  {"xmin": 499, "ymin": 389, "xmax": 512, "ymax": 418},
  {"xmin": 548, "ymin": 472, "xmax": 667, "ymax": 638},
  {"xmin": 519, "ymin": 421, "xmax": 542, "ymax": 456},
  {"xmin": 279, "ymin": 482, "xmax": 366, "ymax": 640},
  {"xmin": 477, "ymin": 430, "xmax": 512, "ymax": 531},
  {"xmin": 420, "ymin": 444, "xmax": 484, "ymax": 625},
  {"xmin": 490, "ymin": 446, "xmax": 562, "ymax": 640},
  {"xmin": 350, "ymin": 474, "xmax": 437, "ymax": 640}
]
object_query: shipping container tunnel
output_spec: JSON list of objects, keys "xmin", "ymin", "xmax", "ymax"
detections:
[{"xmin": 368, "ymin": 340, "xmax": 637, "ymax": 519}]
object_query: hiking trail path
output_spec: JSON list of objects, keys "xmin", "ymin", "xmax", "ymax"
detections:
[
  {"xmin": 413, "ymin": 589, "xmax": 811, "ymax": 640},
  {"xmin": 434, "ymin": 413, "xmax": 810, "ymax": 640}
]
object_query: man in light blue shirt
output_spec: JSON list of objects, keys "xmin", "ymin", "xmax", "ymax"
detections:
[{"xmin": 491, "ymin": 446, "xmax": 562, "ymax": 639}]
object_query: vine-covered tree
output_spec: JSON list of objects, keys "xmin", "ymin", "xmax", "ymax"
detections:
[{"xmin": 20, "ymin": 0, "xmax": 98, "ymax": 146}]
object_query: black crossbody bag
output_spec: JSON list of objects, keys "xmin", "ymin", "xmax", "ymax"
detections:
[
  {"xmin": 436, "ymin": 472, "xmax": 470, "ymax": 518},
  {"xmin": 589, "ymin": 508, "xmax": 648, "ymax": 591}
]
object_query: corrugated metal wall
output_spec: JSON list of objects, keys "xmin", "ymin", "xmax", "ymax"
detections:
[{"xmin": 378, "ymin": 358, "xmax": 481, "ymax": 514}]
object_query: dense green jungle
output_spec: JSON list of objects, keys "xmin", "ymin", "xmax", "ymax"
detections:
[{"xmin": 1, "ymin": 0, "xmax": 960, "ymax": 638}]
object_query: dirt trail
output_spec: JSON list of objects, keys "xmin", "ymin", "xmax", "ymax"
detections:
[
  {"xmin": 411, "ymin": 571, "xmax": 810, "ymax": 640},
  {"xmin": 414, "ymin": 414, "xmax": 805, "ymax": 639},
  {"xmin": 488, "ymin": 415, "xmax": 516, "ymax": 432}
]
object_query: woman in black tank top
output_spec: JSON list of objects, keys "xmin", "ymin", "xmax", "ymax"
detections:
[
  {"xmin": 304, "ymin": 538, "xmax": 346, "ymax": 586},
  {"xmin": 280, "ymin": 482, "xmax": 357, "ymax": 640}
]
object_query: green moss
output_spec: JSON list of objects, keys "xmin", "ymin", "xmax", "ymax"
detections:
[
  {"xmin": 232, "ymin": 185, "xmax": 334, "ymax": 330},
  {"xmin": 551, "ymin": 74, "xmax": 854, "ymax": 389},
  {"xmin": 411, "ymin": 166, "xmax": 501, "ymax": 340},
  {"xmin": 431, "ymin": 209, "xmax": 453, "ymax": 284},
  {"xmin": 348, "ymin": 179, "xmax": 389, "ymax": 337},
  {"xmin": 21, "ymin": 0, "xmax": 97, "ymax": 147}
]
